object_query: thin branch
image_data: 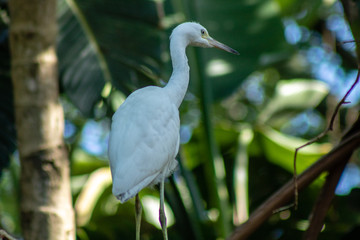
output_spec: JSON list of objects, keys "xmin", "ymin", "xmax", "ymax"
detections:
[
  {"xmin": 228, "ymin": 130, "xmax": 360, "ymax": 240},
  {"xmin": 303, "ymin": 92, "xmax": 360, "ymax": 239},
  {"xmin": 339, "ymin": 40, "xmax": 358, "ymax": 44},
  {"xmin": 302, "ymin": 158, "xmax": 349, "ymax": 240},
  {"xmin": 293, "ymin": 67, "xmax": 360, "ymax": 209}
]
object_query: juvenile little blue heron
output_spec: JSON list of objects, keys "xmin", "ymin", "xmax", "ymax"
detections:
[{"xmin": 108, "ymin": 22, "xmax": 239, "ymax": 240}]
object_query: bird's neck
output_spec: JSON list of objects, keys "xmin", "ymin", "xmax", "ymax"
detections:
[{"xmin": 164, "ymin": 36, "xmax": 190, "ymax": 108}]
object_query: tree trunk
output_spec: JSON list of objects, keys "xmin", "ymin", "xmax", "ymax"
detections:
[{"xmin": 9, "ymin": 0, "xmax": 75, "ymax": 239}]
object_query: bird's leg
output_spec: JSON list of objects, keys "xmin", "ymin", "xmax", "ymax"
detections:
[
  {"xmin": 135, "ymin": 194, "xmax": 142, "ymax": 240},
  {"xmin": 159, "ymin": 172, "xmax": 168, "ymax": 240}
]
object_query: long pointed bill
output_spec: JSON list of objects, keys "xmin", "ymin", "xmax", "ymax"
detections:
[{"xmin": 207, "ymin": 37, "xmax": 239, "ymax": 55}]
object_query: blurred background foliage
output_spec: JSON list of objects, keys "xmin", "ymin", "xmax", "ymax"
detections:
[{"xmin": 1, "ymin": 0, "xmax": 360, "ymax": 239}]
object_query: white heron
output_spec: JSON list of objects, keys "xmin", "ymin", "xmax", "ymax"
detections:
[{"xmin": 108, "ymin": 22, "xmax": 239, "ymax": 240}]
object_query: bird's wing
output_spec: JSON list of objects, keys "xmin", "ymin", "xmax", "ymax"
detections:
[{"xmin": 108, "ymin": 87, "xmax": 180, "ymax": 200}]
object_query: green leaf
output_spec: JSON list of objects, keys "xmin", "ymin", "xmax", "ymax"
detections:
[
  {"xmin": 258, "ymin": 127, "xmax": 331, "ymax": 174},
  {"xmin": 0, "ymin": 159, "xmax": 20, "ymax": 235},
  {"xmin": 75, "ymin": 167, "xmax": 112, "ymax": 226},
  {"xmin": 142, "ymin": 195, "xmax": 175, "ymax": 229},
  {"xmin": 57, "ymin": 0, "xmax": 105, "ymax": 116},
  {"xmin": 71, "ymin": 148, "xmax": 108, "ymax": 176},
  {"xmin": 258, "ymin": 79, "xmax": 329, "ymax": 126},
  {"xmin": 57, "ymin": 0, "xmax": 166, "ymax": 116}
]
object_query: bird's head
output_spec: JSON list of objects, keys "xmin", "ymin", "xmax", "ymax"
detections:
[{"xmin": 171, "ymin": 22, "xmax": 239, "ymax": 55}]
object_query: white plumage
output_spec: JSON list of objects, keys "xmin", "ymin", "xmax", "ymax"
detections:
[
  {"xmin": 108, "ymin": 22, "xmax": 238, "ymax": 240},
  {"xmin": 108, "ymin": 86, "xmax": 180, "ymax": 203}
]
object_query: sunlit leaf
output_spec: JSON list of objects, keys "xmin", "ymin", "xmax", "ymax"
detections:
[
  {"xmin": 258, "ymin": 127, "xmax": 332, "ymax": 173},
  {"xmin": 142, "ymin": 195, "xmax": 175, "ymax": 229},
  {"xmin": 258, "ymin": 79, "xmax": 329, "ymax": 126},
  {"xmin": 75, "ymin": 167, "xmax": 112, "ymax": 226}
]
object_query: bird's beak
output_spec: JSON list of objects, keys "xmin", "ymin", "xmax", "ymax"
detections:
[{"xmin": 206, "ymin": 36, "xmax": 239, "ymax": 55}]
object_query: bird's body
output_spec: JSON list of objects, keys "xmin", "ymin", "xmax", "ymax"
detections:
[
  {"xmin": 108, "ymin": 22, "xmax": 238, "ymax": 240},
  {"xmin": 109, "ymin": 86, "xmax": 181, "ymax": 202}
]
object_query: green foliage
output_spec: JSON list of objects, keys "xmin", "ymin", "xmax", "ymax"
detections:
[
  {"xmin": 258, "ymin": 79, "xmax": 329, "ymax": 126},
  {"xmin": 1, "ymin": 0, "xmax": 360, "ymax": 239},
  {"xmin": 258, "ymin": 127, "xmax": 330, "ymax": 174},
  {"xmin": 0, "ymin": 159, "xmax": 20, "ymax": 236},
  {"xmin": 57, "ymin": 0, "xmax": 165, "ymax": 117},
  {"xmin": 184, "ymin": 0, "xmax": 289, "ymax": 100}
]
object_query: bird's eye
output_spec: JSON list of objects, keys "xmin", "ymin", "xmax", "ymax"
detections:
[{"xmin": 201, "ymin": 29, "xmax": 205, "ymax": 35}]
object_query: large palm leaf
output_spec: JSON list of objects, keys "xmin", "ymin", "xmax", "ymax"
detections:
[{"xmin": 57, "ymin": 0, "xmax": 166, "ymax": 116}]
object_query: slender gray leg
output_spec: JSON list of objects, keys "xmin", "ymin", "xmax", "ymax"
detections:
[
  {"xmin": 135, "ymin": 194, "xmax": 142, "ymax": 240},
  {"xmin": 159, "ymin": 172, "xmax": 168, "ymax": 240}
]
